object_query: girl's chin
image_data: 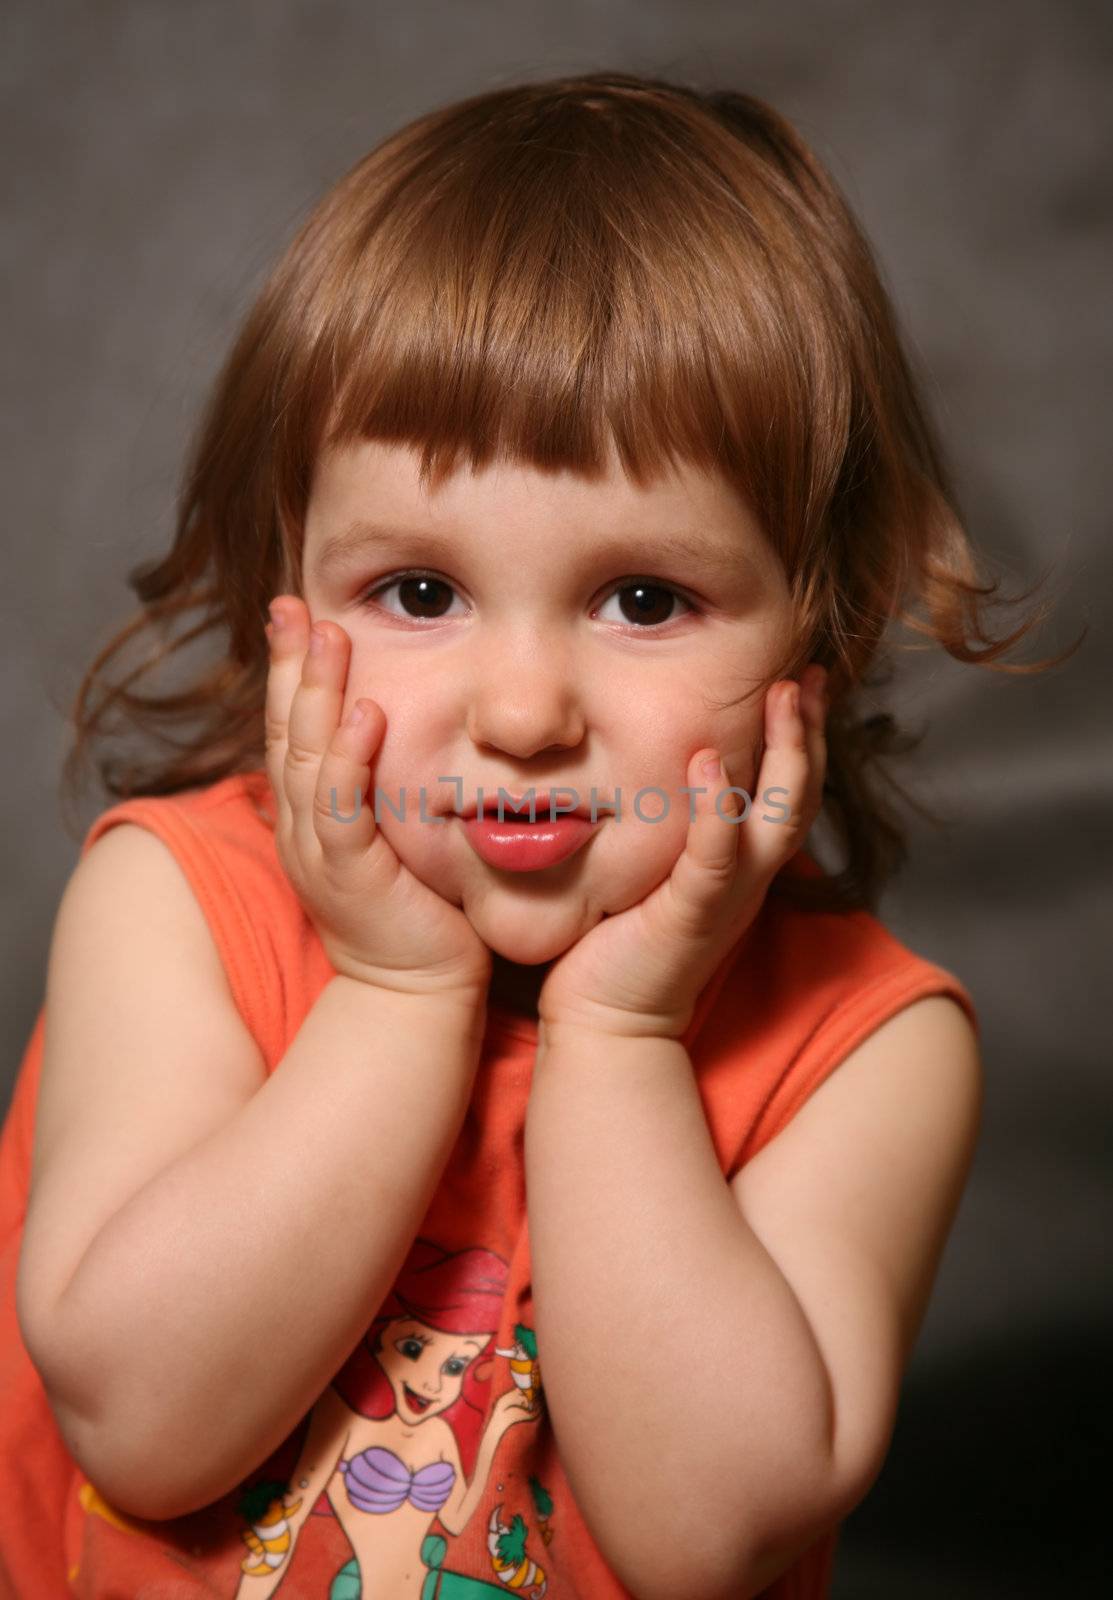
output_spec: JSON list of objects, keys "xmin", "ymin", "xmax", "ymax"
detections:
[
  {"xmin": 394, "ymin": 838, "xmax": 680, "ymax": 954},
  {"xmin": 466, "ymin": 906, "xmax": 596, "ymax": 967}
]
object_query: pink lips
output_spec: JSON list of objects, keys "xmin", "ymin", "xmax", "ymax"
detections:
[{"xmin": 461, "ymin": 813, "xmax": 600, "ymax": 872}]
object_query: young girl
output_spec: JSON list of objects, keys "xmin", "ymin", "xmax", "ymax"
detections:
[{"xmin": 1, "ymin": 71, "xmax": 1076, "ymax": 1600}]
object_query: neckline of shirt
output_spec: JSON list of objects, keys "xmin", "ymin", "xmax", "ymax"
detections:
[{"xmin": 484, "ymin": 1005, "xmax": 540, "ymax": 1044}]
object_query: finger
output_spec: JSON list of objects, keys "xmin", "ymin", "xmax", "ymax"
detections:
[
  {"xmin": 263, "ymin": 594, "xmax": 312, "ymax": 849},
  {"xmin": 314, "ymin": 691, "xmax": 389, "ymax": 863},
  {"xmin": 658, "ymin": 748, "xmax": 743, "ymax": 934},
  {"xmin": 686, "ymin": 748, "xmax": 744, "ymax": 880},
  {"xmin": 744, "ymin": 678, "xmax": 814, "ymax": 877},
  {"xmin": 285, "ymin": 614, "xmax": 352, "ymax": 865}
]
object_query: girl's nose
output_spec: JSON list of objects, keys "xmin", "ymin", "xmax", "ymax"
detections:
[{"xmin": 464, "ymin": 633, "xmax": 585, "ymax": 758}]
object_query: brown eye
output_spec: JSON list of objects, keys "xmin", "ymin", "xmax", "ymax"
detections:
[
  {"xmin": 362, "ymin": 571, "xmax": 462, "ymax": 621},
  {"xmin": 395, "ymin": 576, "xmax": 454, "ymax": 619},
  {"xmin": 602, "ymin": 581, "xmax": 693, "ymax": 629}
]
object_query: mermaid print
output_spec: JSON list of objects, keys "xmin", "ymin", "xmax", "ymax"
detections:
[
  {"xmin": 487, "ymin": 1502, "xmax": 548, "ymax": 1596},
  {"xmin": 232, "ymin": 1237, "xmax": 544, "ymax": 1596}
]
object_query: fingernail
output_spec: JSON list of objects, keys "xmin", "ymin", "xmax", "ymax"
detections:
[
  {"xmin": 308, "ymin": 624, "xmax": 327, "ymax": 655},
  {"xmin": 344, "ymin": 699, "xmax": 369, "ymax": 728},
  {"xmin": 701, "ymin": 753, "xmax": 722, "ymax": 780},
  {"xmin": 267, "ymin": 601, "xmax": 287, "ymax": 630}
]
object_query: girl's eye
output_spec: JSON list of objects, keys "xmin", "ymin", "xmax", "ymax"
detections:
[
  {"xmin": 362, "ymin": 572, "xmax": 464, "ymax": 622},
  {"xmin": 359, "ymin": 571, "xmax": 695, "ymax": 629},
  {"xmin": 597, "ymin": 581, "xmax": 694, "ymax": 628}
]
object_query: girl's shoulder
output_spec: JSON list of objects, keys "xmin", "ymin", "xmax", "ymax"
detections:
[
  {"xmin": 80, "ymin": 768, "xmax": 277, "ymax": 861},
  {"xmin": 77, "ymin": 769, "xmax": 300, "ymax": 1073},
  {"xmin": 694, "ymin": 848, "xmax": 978, "ymax": 1173},
  {"xmin": 760, "ymin": 848, "xmax": 977, "ymax": 1021}
]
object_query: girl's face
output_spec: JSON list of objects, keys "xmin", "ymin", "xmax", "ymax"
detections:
[{"xmin": 301, "ymin": 439, "xmax": 794, "ymax": 977}]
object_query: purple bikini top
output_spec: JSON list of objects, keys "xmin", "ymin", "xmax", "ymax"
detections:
[{"xmin": 339, "ymin": 1445, "xmax": 456, "ymax": 1514}]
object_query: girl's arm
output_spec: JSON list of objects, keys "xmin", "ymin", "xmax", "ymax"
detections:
[
  {"xmin": 524, "ymin": 999, "xmax": 981, "ymax": 1600},
  {"xmin": 17, "ymin": 823, "xmax": 486, "ymax": 1522}
]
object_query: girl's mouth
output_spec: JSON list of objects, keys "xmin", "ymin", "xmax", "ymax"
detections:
[
  {"xmin": 404, "ymin": 1383, "xmax": 432, "ymax": 1412},
  {"xmin": 461, "ymin": 814, "xmax": 601, "ymax": 872}
]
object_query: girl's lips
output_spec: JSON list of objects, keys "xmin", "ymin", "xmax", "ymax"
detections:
[{"xmin": 461, "ymin": 814, "xmax": 600, "ymax": 872}]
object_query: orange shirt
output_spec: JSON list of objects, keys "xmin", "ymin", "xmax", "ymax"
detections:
[{"xmin": 0, "ymin": 770, "xmax": 978, "ymax": 1598}]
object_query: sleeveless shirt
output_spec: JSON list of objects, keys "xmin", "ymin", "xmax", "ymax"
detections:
[{"xmin": 0, "ymin": 769, "xmax": 978, "ymax": 1598}]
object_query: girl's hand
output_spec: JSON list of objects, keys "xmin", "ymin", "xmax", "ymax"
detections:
[
  {"xmin": 264, "ymin": 596, "xmax": 492, "ymax": 1003},
  {"xmin": 536, "ymin": 667, "xmax": 829, "ymax": 1039}
]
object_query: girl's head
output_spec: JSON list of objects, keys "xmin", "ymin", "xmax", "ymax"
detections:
[
  {"xmin": 65, "ymin": 70, "xmax": 1077, "ymax": 913},
  {"xmin": 300, "ymin": 435, "xmax": 794, "ymax": 966}
]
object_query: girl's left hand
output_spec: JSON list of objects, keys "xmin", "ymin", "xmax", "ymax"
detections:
[{"xmin": 536, "ymin": 665, "xmax": 830, "ymax": 1040}]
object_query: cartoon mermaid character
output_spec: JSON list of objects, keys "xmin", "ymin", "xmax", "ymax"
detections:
[{"xmin": 233, "ymin": 1238, "xmax": 542, "ymax": 1597}]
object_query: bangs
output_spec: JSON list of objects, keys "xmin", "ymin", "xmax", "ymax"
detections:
[{"xmin": 272, "ymin": 79, "xmax": 859, "ymax": 576}]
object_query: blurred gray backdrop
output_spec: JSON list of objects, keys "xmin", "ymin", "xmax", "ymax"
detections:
[{"xmin": 2, "ymin": 2, "xmax": 1109, "ymax": 1595}]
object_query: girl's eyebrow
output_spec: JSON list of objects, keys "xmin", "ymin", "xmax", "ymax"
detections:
[{"xmin": 312, "ymin": 518, "xmax": 760, "ymax": 581}]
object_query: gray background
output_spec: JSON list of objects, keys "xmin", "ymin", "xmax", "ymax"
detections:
[{"xmin": 3, "ymin": 2, "xmax": 1109, "ymax": 1593}]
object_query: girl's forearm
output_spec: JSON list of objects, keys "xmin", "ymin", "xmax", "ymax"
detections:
[
  {"xmin": 524, "ymin": 1022, "xmax": 836, "ymax": 1600},
  {"xmin": 43, "ymin": 975, "xmax": 485, "ymax": 1520}
]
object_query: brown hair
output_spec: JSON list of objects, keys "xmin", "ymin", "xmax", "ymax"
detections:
[{"xmin": 60, "ymin": 69, "xmax": 1084, "ymax": 912}]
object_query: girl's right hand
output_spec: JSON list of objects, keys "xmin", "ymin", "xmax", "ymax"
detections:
[{"xmin": 263, "ymin": 595, "xmax": 493, "ymax": 1005}]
